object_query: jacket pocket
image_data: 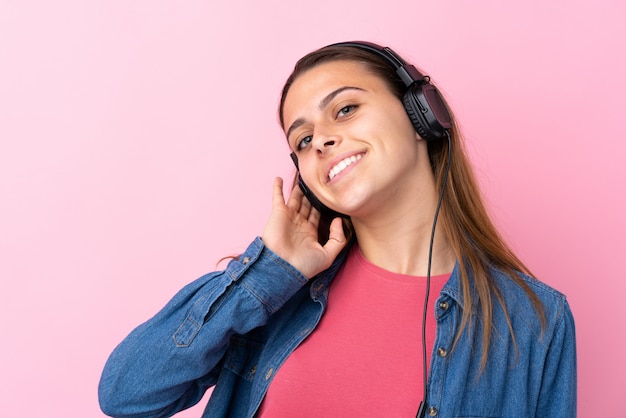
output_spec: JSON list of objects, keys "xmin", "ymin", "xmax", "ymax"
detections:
[{"xmin": 223, "ymin": 335, "xmax": 264, "ymax": 382}]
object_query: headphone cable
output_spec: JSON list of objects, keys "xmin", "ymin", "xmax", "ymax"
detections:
[{"xmin": 417, "ymin": 130, "xmax": 452, "ymax": 418}]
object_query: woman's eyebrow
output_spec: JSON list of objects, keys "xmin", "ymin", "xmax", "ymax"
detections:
[
  {"xmin": 286, "ymin": 86, "xmax": 365, "ymax": 139},
  {"xmin": 318, "ymin": 86, "xmax": 364, "ymax": 110}
]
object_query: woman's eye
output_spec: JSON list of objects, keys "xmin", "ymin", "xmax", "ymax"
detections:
[
  {"xmin": 337, "ymin": 105, "xmax": 357, "ymax": 117},
  {"xmin": 297, "ymin": 135, "xmax": 312, "ymax": 151}
]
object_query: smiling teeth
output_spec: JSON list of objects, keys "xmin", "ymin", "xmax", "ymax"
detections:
[{"xmin": 329, "ymin": 154, "xmax": 363, "ymax": 181}]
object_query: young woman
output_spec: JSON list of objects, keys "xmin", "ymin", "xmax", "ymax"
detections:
[{"xmin": 99, "ymin": 42, "xmax": 576, "ymax": 418}]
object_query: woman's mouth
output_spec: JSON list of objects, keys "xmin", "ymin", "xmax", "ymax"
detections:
[{"xmin": 328, "ymin": 153, "xmax": 364, "ymax": 181}]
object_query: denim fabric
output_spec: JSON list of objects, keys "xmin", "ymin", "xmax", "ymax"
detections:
[{"xmin": 99, "ymin": 237, "xmax": 576, "ymax": 418}]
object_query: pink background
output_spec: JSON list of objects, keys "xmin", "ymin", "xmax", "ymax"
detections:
[{"xmin": 1, "ymin": 1, "xmax": 624, "ymax": 416}]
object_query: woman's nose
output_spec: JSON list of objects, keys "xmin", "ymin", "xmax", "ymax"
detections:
[{"xmin": 312, "ymin": 132, "xmax": 339, "ymax": 155}]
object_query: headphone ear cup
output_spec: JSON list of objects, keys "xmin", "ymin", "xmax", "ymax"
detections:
[
  {"xmin": 403, "ymin": 83, "xmax": 453, "ymax": 141},
  {"xmin": 402, "ymin": 88, "xmax": 433, "ymax": 141}
]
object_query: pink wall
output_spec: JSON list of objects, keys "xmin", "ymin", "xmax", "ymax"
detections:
[{"xmin": 1, "ymin": 1, "xmax": 624, "ymax": 416}]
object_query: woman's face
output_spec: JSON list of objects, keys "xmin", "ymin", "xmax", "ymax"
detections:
[{"xmin": 282, "ymin": 60, "xmax": 428, "ymax": 218}]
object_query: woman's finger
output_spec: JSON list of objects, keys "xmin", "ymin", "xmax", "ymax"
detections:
[
  {"xmin": 308, "ymin": 205, "xmax": 320, "ymax": 227},
  {"xmin": 299, "ymin": 193, "xmax": 312, "ymax": 220},
  {"xmin": 323, "ymin": 217, "xmax": 347, "ymax": 258},
  {"xmin": 271, "ymin": 177, "xmax": 286, "ymax": 209},
  {"xmin": 285, "ymin": 182, "xmax": 304, "ymax": 213}
]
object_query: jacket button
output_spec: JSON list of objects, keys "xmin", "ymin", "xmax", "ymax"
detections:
[
  {"xmin": 265, "ymin": 368, "xmax": 274, "ymax": 380},
  {"xmin": 242, "ymin": 257, "xmax": 250, "ymax": 264},
  {"xmin": 437, "ymin": 347, "xmax": 448, "ymax": 358},
  {"xmin": 439, "ymin": 301, "xmax": 449, "ymax": 310},
  {"xmin": 428, "ymin": 406, "xmax": 438, "ymax": 416}
]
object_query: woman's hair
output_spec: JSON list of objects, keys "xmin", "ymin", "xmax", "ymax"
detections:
[{"xmin": 278, "ymin": 44, "xmax": 545, "ymax": 370}]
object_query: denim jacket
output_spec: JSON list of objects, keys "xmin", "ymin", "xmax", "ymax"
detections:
[{"xmin": 99, "ymin": 237, "xmax": 576, "ymax": 417}]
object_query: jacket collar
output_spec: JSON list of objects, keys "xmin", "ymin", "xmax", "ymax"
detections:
[{"xmin": 311, "ymin": 239, "xmax": 469, "ymax": 309}]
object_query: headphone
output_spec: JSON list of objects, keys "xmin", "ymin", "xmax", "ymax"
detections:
[{"xmin": 290, "ymin": 41, "xmax": 452, "ymax": 215}]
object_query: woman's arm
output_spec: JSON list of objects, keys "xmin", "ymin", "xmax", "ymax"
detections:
[{"xmin": 98, "ymin": 238, "xmax": 308, "ymax": 418}]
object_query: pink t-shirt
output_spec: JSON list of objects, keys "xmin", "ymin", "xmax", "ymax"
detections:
[{"xmin": 258, "ymin": 245, "xmax": 450, "ymax": 417}]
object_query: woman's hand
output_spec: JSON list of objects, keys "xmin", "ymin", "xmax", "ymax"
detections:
[{"xmin": 261, "ymin": 177, "xmax": 347, "ymax": 279}]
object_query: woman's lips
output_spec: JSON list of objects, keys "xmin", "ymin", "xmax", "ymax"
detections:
[{"xmin": 327, "ymin": 152, "xmax": 364, "ymax": 182}]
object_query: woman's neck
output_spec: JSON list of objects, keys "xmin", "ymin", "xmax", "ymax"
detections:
[
  {"xmin": 352, "ymin": 215, "xmax": 455, "ymax": 277},
  {"xmin": 350, "ymin": 170, "xmax": 455, "ymax": 276}
]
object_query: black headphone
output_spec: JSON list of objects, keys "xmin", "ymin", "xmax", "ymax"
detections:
[{"xmin": 290, "ymin": 41, "xmax": 453, "ymax": 216}]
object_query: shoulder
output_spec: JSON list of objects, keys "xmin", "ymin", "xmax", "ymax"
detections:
[
  {"xmin": 488, "ymin": 265, "xmax": 574, "ymax": 333},
  {"xmin": 490, "ymin": 266, "xmax": 566, "ymax": 304}
]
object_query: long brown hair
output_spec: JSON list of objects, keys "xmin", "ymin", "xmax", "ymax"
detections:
[{"xmin": 278, "ymin": 44, "xmax": 545, "ymax": 369}]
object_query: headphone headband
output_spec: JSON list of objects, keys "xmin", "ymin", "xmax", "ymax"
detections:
[{"xmin": 326, "ymin": 41, "xmax": 426, "ymax": 88}]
